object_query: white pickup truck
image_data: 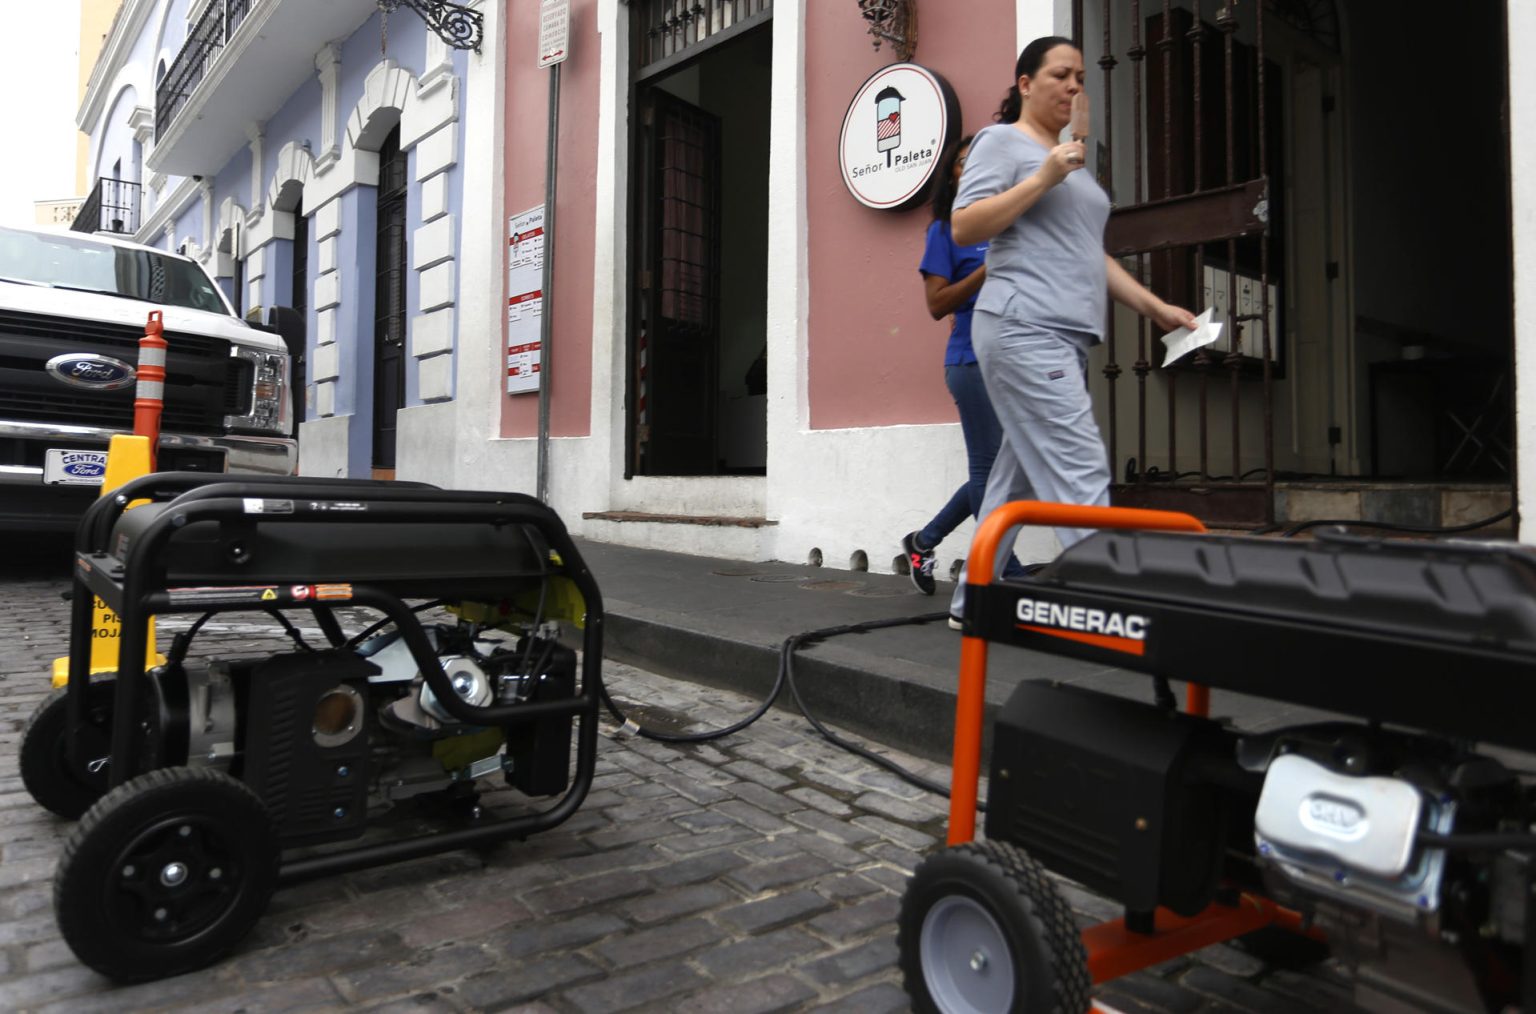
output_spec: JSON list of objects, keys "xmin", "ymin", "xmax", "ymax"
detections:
[{"xmin": 0, "ymin": 224, "xmax": 297, "ymax": 531}]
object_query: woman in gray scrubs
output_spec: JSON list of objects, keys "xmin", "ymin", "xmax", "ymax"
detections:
[{"xmin": 947, "ymin": 36, "xmax": 1197, "ymax": 627}]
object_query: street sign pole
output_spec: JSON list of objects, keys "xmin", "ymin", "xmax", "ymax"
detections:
[
  {"xmin": 536, "ymin": 0, "xmax": 569, "ymax": 504},
  {"xmin": 536, "ymin": 63, "xmax": 559, "ymax": 504}
]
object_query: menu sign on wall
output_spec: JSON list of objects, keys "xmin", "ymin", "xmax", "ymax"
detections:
[
  {"xmin": 838, "ymin": 63, "xmax": 960, "ymax": 212},
  {"xmin": 507, "ymin": 205, "xmax": 545, "ymax": 394}
]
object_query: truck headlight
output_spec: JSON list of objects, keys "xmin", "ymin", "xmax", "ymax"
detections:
[{"xmin": 227, "ymin": 347, "xmax": 291, "ymax": 435}]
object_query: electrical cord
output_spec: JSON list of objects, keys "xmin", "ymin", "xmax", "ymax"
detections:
[
  {"xmin": 343, "ymin": 599, "xmax": 448, "ymax": 651},
  {"xmin": 781, "ymin": 614, "xmax": 984, "ymax": 807},
  {"xmin": 597, "ymin": 611, "xmax": 977, "ymax": 804},
  {"xmin": 1418, "ymin": 829, "xmax": 1536, "ymax": 852},
  {"xmin": 264, "ymin": 606, "xmax": 319, "ymax": 652},
  {"xmin": 165, "ymin": 611, "xmax": 216, "ymax": 667}
]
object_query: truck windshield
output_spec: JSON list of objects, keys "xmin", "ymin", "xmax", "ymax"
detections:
[{"xmin": 0, "ymin": 226, "xmax": 230, "ymax": 316}]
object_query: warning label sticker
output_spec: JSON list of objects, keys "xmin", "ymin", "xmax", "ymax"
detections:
[{"xmin": 243, "ymin": 499, "xmax": 295, "ymax": 515}]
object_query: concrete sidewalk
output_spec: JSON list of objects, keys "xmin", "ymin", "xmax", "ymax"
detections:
[{"xmin": 573, "ymin": 538, "xmax": 1327, "ymax": 765}]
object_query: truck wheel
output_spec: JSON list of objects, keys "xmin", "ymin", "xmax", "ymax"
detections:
[
  {"xmin": 55, "ymin": 767, "xmax": 278, "ymax": 982},
  {"xmin": 898, "ymin": 841, "xmax": 1091, "ymax": 1014},
  {"xmin": 20, "ymin": 681, "xmax": 116, "ymax": 819}
]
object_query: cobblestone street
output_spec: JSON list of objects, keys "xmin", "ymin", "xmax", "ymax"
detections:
[{"xmin": 0, "ymin": 537, "xmax": 1363, "ymax": 1013}]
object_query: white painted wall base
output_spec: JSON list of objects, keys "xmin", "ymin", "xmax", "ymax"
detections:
[
  {"xmin": 579, "ymin": 517, "xmax": 777, "ymax": 560},
  {"xmin": 395, "ymin": 402, "xmax": 459, "ymax": 488},
  {"xmin": 414, "ymin": 415, "xmax": 1058, "ymax": 576},
  {"xmin": 607, "ymin": 476, "xmax": 766, "ymax": 517},
  {"xmin": 297, "ymin": 415, "xmax": 353, "ymax": 478}
]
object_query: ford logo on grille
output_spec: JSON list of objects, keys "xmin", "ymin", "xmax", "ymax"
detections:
[
  {"xmin": 59, "ymin": 453, "xmax": 106, "ymax": 479},
  {"xmin": 45, "ymin": 353, "xmax": 137, "ymax": 391}
]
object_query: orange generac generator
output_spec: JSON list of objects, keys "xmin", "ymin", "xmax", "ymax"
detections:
[{"xmin": 899, "ymin": 502, "xmax": 1536, "ymax": 1014}]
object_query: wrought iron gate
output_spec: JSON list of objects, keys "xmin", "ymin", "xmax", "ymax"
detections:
[
  {"xmin": 630, "ymin": 0, "xmax": 773, "ymax": 75},
  {"xmin": 1074, "ymin": 0, "xmax": 1292, "ymax": 525}
]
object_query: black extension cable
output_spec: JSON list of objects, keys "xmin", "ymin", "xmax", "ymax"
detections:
[
  {"xmin": 598, "ymin": 611, "xmax": 978, "ymax": 805},
  {"xmin": 1418, "ymin": 829, "xmax": 1536, "ymax": 852}
]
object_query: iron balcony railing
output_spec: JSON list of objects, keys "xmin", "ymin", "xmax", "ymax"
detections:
[
  {"xmin": 155, "ymin": 0, "xmax": 257, "ymax": 141},
  {"xmin": 71, "ymin": 177, "xmax": 143, "ymax": 236}
]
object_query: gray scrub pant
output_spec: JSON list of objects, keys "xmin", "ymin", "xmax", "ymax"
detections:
[{"xmin": 948, "ymin": 311, "xmax": 1111, "ymax": 618}]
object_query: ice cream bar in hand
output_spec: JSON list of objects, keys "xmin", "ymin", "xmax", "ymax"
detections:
[{"xmin": 1070, "ymin": 92, "xmax": 1090, "ymax": 142}]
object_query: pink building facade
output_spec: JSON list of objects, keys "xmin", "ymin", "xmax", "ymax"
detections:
[
  {"xmin": 407, "ymin": 0, "xmax": 1535, "ymax": 565},
  {"xmin": 405, "ymin": 0, "xmax": 1051, "ymax": 575}
]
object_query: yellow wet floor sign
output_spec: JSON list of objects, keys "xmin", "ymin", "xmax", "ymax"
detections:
[{"xmin": 50, "ymin": 434, "xmax": 163, "ymax": 688}]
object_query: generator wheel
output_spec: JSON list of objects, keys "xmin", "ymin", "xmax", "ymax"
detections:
[
  {"xmin": 20, "ymin": 680, "xmax": 117, "ymax": 819},
  {"xmin": 54, "ymin": 767, "xmax": 279, "ymax": 982},
  {"xmin": 898, "ymin": 840, "xmax": 1091, "ymax": 1014}
]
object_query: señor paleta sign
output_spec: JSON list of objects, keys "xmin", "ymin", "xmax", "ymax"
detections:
[{"xmin": 838, "ymin": 62, "xmax": 960, "ymax": 212}]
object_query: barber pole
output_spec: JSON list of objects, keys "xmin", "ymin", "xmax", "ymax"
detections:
[{"xmin": 133, "ymin": 310, "xmax": 167, "ymax": 469}]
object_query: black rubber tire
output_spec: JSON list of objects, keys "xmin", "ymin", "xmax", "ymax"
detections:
[
  {"xmin": 54, "ymin": 767, "xmax": 279, "ymax": 982},
  {"xmin": 898, "ymin": 840, "xmax": 1092, "ymax": 1014},
  {"xmin": 19, "ymin": 680, "xmax": 117, "ymax": 820}
]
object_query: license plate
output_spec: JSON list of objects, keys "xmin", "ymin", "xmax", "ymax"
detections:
[{"xmin": 44, "ymin": 449, "xmax": 109, "ymax": 486}]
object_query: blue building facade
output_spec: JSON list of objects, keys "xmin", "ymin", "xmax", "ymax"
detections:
[{"xmin": 78, "ymin": 0, "xmax": 483, "ymax": 478}]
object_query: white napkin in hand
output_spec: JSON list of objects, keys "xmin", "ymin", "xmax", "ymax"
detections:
[{"xmin": 1161, "ymin": 308, "xmax": 1222, "ymax": 367}]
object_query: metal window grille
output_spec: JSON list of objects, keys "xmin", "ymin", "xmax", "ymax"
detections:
[
  {"xmin": 1077, "ymin": 0, "xmax": 1285, "ymax": 524},
  {"xmin": 632, "ymin": 0, "xmax": 772, "ymax": 77}
]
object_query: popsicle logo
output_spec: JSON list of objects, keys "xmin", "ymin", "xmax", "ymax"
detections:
[
  {"xmin": 875, "ymin": 86, "xmax": 904, "ymax": 166},
  {"xmin": 839, "ymin": 63, "xmax": 958, "ymax": 212}
]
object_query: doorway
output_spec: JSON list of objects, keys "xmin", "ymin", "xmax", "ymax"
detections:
[
  {"xmin": 628, "ymin": 6, "xmax": 771, "ymax": 477},
  {"xmin": 1078, "ymin": 0, "xmax": 1515, "ymax": 524},
  {"xmin": 1339, "ymin": 0, "xmax": 1512, "ymax": 482},
  {"xmin": 372, "ymin": 126, "xmax": 409, "ymax": 474}
]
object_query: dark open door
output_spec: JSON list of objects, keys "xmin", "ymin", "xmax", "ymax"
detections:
[
  {"xmin": 372, "ymin": 127, "xmax": 408, "ymax": 471},
  {"xmin": 634, "ymin": 91, "xmax": 722, "ymax": 476}
]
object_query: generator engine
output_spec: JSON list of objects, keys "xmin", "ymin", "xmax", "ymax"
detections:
[
  {"xmin": 141, "ymin": 618, "xmax": 576, "ymax": 846},
  {"xmin": 1250, "ymin": 726, "xmax": 1531, "ymax": 1014},
  {"xmin": 983, "ymin": 680, "xmax": 1534, "ymax": 1013}
]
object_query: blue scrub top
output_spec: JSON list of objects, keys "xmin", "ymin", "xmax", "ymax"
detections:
[{"xmin": 919, "ymin": 218, "xmax": 989, "ymax": 367}]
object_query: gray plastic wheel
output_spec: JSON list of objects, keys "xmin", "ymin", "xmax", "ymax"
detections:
[
  {"xmin": 898, "ymin": 840, "xmax": 1091, "ymax": 1014},
  {"xmin": 920, "ymin": 893, "xmax": 1019, "ymax": 1013}
]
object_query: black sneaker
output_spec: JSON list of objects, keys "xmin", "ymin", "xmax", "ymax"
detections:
[{"xmin": 901, "ymin": 531, "xmax": 937, "ymax": 595}]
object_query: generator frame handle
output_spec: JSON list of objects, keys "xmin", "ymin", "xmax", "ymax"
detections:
[
  {"xmin": 78, "ymin": 471, "xmax": 439, "ymax": 554},
  {"xmin": 947, "ymin": 501, "xmax": 1208, "ymax": 847}
]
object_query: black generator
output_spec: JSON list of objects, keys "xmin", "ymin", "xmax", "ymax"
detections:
[{"xmin": 20, "ymin": 473, "xmax": 605, "ymax": 982}]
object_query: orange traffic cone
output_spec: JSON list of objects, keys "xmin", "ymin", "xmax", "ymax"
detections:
[{"xmin": 50, "ymin": 312, "xmax": 167, "ymax": 687}]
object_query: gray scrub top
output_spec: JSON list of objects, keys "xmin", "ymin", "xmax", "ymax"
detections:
[{"xmin": 954, "ymin": 123, "xmax": 1112, "ymax": 341}]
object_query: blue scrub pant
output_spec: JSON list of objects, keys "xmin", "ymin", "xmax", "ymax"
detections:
[
  {"xmin": 949, "ymin": 312, "xmax": 1111, "ymax": 617},
  {"xmin": 916, "ymin": 363, "xmax": 1001, "ymax": 548}
]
